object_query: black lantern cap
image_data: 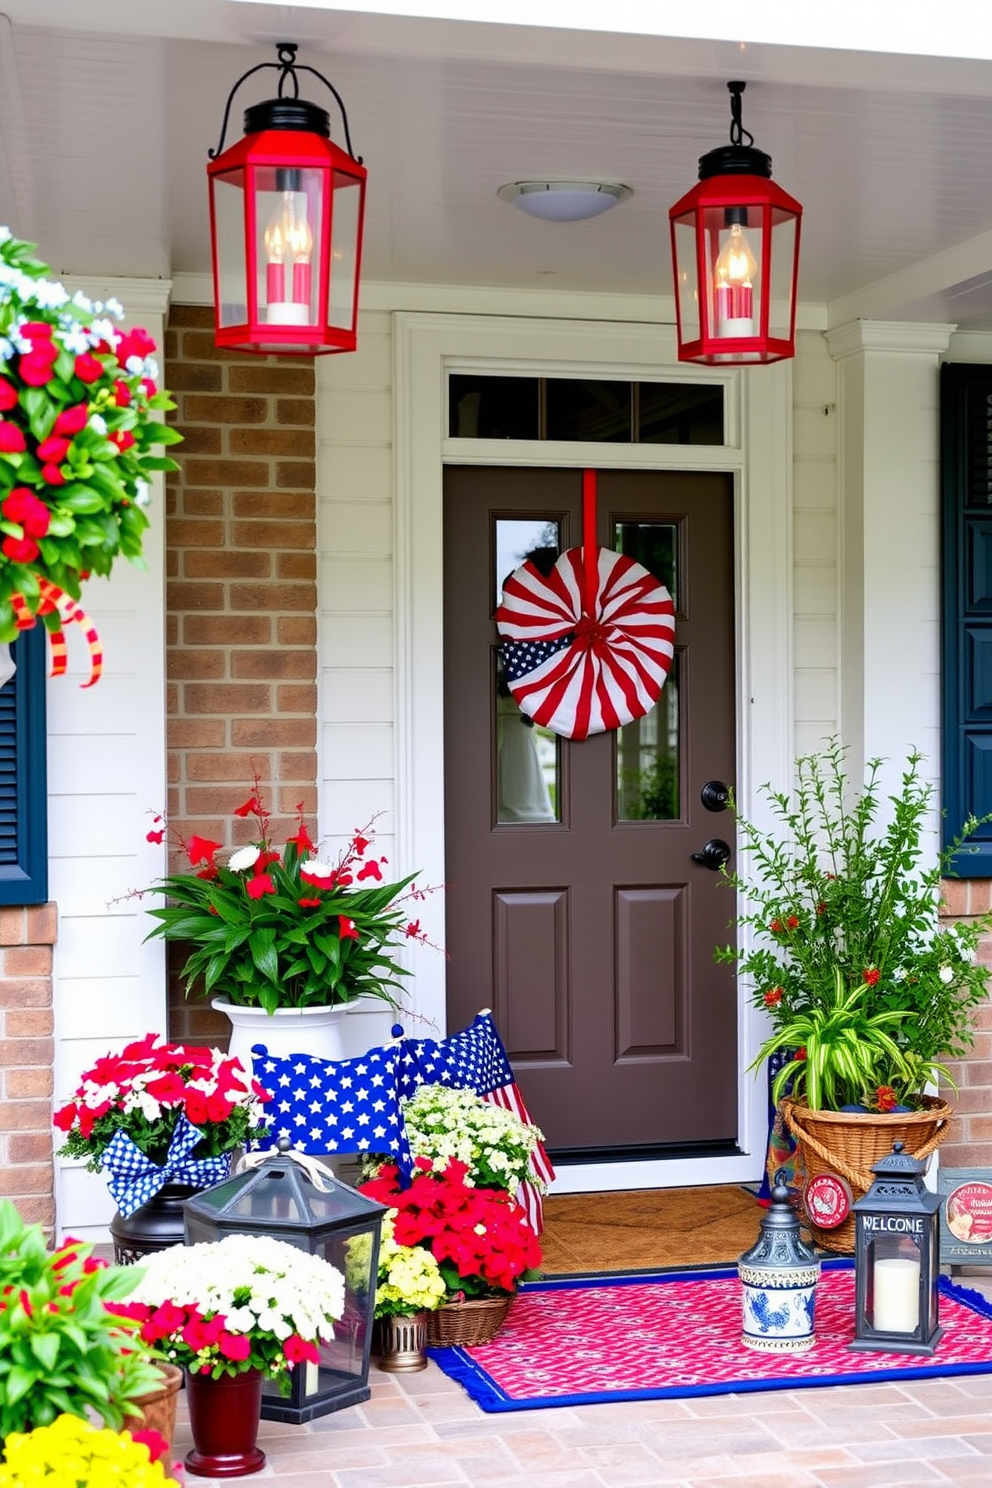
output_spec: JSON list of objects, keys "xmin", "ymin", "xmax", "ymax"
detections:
[
  {"xmin": 852, "ymin": 1141, "xmax": 943, "ymax": 1218},
  {"xmin": 209, "ymin": 41, "xmax": 361, "ymax": 164},
  {"xmin": 698, "ymin": 82, "xmax": 772, "ymax": 181}
]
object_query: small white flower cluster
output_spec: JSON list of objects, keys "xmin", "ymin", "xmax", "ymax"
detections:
[
  {"xmin": 400, "ymin": 1084, "xmax": 545, "ymax": 1193},
  {"xmin": 132, "ymin": 1233, "xmax": 346, "ymax": 1344}
]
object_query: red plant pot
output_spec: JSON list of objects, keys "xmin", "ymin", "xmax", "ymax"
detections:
[{"xmin": 184, "ymin": 1366, "xmax": 266, "ymax": 1478}]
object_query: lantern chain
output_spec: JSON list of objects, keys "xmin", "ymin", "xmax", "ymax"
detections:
[
  {"xmin": 727, "ymin": 81, "xmax": 754, "ymax": 150},
  {"xmin": 208, "ymin": 41, "xmax": 362, "ymax": 164}
]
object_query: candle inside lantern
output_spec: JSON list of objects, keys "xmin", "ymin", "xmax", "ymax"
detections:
[
  {"xmin": 872, "ymin": 1255, "xmax": 921, "ymax": 1333},
  {"xmin": 264, "ymin": 183, "xmax": 314, "ymax": 325},
  {"xmin": 714, "ymin": 220, "xmax": 756, "ymax": 338}
]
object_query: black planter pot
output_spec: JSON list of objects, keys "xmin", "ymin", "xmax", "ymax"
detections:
[{"xmin": 109, "ymin": 1183, "xmax": 198, "ymax": 1265}]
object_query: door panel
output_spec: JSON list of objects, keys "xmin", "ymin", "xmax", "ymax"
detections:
[{"xmin": 443, "ymin": 466, "xmax": 737, "ymax": 1155}]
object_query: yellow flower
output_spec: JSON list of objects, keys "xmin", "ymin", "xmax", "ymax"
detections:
[{"xmin": 0, "ymin": 1415, "xmax": 180, "ymax": 1488}]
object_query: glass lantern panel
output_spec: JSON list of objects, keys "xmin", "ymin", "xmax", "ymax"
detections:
[
  {"xmin": 866, "ymin": 1233, "xmax": 922, "ymax": 1333},
  {"xmin": 672, "ymin": 218, "xmax": 700, "ymax": 343},
  {"xmin": 225, "ymin": 1170, "xmax": 308, "ymax": 1222},
  {"xmin": 767, "ymin": 213, "xmax": 798, "ymax": 341},
  {"xmin": 328, "ymin": 171, "xmax": 363, "ymax": 331},
  {"xmin": 701, "ymin": 203, "xmax": 764, "ymax": 344},
  {"xmin": 317, "ymin": 1229, "xmax": 375, "ymax": 1384},
  {"xmin": 212, "ymin": 170, "xmax": 248, "ymax": 327},
  {"xmin": 252, "ymin": 165, "xmax": 324, "ymax": 328}
]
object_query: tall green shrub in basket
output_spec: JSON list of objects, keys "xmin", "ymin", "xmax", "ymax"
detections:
[{"xmin": 716, "ymin": 741, "xmax": 992, "ymax": 1110}]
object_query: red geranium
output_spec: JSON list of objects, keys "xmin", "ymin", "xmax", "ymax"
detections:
[{"xmin": 360, "ymin": 1158, "xmax": 541, "ymax": 1299}]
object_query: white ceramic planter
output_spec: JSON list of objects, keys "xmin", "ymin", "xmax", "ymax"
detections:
[{"xmin": 212, "ymin": 999, "xmax": 348, "ymax": 1071}]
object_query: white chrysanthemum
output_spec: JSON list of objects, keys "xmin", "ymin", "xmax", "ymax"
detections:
[
  {"xmin": 32, "ymin": 278, "xmax": 69, "ymax": 309},
  {"xmin": 939, "ymin": 965, "xmax": 955, "ymax": 984},
  {"xmin": 229, "ymin": 844, "xmax": 261, "ymax": 872},
  {"xmin": 301, "ymin": 858, "xmax": 333, "ymax": 877},
  {"xmin": 59, "ymin": 326, "xmax": 90, "ymax": 355}
]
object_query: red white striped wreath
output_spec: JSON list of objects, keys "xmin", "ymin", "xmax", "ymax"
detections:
[{"xmin": 495, "ymin": 472, "xmax": 675, "ymax": 741}]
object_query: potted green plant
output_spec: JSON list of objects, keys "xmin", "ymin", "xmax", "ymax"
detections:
[
  {"xmin": 718, "ymin": 741, "xmax": 991, "ymax": 1248},
  {"xmin": 0, "ymin": 1199, "xmax": 164, "ymax": 1439},
  {"xmin": 142, "ymin": 785, "xmax": 433, "ymax": 1064}
]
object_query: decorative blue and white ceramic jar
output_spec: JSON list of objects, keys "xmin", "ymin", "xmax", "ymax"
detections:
[{"xmin": 739, "ymin": 1171, "xmax": 820, "ymax": 1351}]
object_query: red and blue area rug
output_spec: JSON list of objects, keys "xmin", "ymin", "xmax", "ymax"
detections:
[{"xmin": 429, "ymin": 1262, "xmax": 992, "ymax": 1412}]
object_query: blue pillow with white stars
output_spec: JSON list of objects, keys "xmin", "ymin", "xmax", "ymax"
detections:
[{"xmin": 249, "ymin": 1041, "xmax": 413, "ymax": 1176}]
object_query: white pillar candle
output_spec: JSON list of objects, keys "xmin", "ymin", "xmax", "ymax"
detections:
[{"xmin": 873, "ymin": 1256, "xmax": 921, "ymax": 1333}]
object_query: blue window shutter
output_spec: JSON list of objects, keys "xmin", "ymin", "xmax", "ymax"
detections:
[
  {"xmin": 0, "ymin": 624, "xmax": 48, "ymax": 904},
  {"xmin": 941, "ymin": 363, "xmax": 992, "ymax": 876}
]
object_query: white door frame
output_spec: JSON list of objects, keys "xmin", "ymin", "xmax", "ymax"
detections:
[{"xmin": 393, "ymin": 311, "xmax": 793, "ymax": 1191}]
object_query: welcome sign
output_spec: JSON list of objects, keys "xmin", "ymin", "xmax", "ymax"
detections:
[{"xmin": 938, "ymin": 1169, "xmax": 992, "ymax": 1265}]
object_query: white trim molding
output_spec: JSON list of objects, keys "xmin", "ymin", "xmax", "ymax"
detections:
[{"xmin": 393, "ymin": 311, "xmax": 794, "ymax": 1190}]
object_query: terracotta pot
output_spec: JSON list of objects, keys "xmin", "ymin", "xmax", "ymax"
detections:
[
  {"xmin": 128, "ymin": 1363, "xmax": 183, "ymax": 1455},
  {"xmin": 183, "ymin": 1367, "xmax": 265, "ymax": 1478},
  {"xmin": 109, "ymin": 1184, "xmax": 199, "ymax": 1265}
]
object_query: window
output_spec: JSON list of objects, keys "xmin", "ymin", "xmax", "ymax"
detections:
[
  {"xmin": 941, "ymin": 363, "xmax": 992, "ymax": 875},
  {"xmin": 448, "ymin": 375, "xmax": 724, "ymax": 445},
  {"xmin": 0, "ymin": 624, "xmax": 48, "ymax": 904}
]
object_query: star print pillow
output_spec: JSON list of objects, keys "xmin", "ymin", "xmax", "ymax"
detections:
[{"xmin": 248, "ymin": 1041, "xmax": 413, "ymax": 1176}]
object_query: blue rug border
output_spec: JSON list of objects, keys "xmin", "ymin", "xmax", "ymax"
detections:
[{"xmin": 428, "ymin": 1261, "xmax": 992, "ymax": 1414}]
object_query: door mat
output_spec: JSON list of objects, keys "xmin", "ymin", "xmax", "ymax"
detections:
[
  {"xmin": 429, "ymin": 1262, "xmax": 992, "ymax": 1412},
  {"xmin": 540, "ymin": 1185, "xmax": 763, "ymax": 1274}
]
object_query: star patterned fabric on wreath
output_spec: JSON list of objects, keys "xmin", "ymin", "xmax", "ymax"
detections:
[{"xmin": 249, "ymin": 1041, "xmax": 414, "ymax": 1176}]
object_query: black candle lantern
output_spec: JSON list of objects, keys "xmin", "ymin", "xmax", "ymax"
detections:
[
  {"xmin": 850, "ymin": 1142, "xmax": 942, "ymax": 1356},
  {"xmin": 184, "ymin": 1141, "xmax": 386, "ymax": 1421}
]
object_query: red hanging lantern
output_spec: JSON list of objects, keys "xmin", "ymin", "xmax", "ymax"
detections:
[
  {"xmin": 669, "ymin": 82, "xmax": 801, "ymax": 366},
  {"xmin": 207, "ymin": 43, "xmax": 366, "ymax": 356}
]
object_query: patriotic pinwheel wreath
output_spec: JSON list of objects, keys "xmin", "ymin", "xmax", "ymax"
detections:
[{"xmin": 496, "ymin": 472, "xmax": 676, "ymax": 741}]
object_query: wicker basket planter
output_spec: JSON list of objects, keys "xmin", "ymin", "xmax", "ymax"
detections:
[
  {"xmin": 782, "ymin": 1096, "xmax": 952, "ymax": 1254},
  {"xmin": 128, "ymin": 1362, "xmax": 183, "ymax": 1455},
  {"xmin": 425, "ymin": 1294, "xmax": 513, "ymax": 1347}
]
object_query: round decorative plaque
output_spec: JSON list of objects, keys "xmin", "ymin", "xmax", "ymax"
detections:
[
  {"xmin": 945, "ymin": 1180, "xmax": 992, "ymax": 1245},
  {"xmin": 804, "ymin": 1172, "xmax": 853, "ymax": 1230}
]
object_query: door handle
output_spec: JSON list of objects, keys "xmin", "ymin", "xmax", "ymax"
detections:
[{"xmin": 691, "ymin": 838, "xmax": 731, "ymax": 871}]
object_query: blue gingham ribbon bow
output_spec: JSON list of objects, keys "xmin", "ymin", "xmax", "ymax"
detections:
[{"xmin": 101, "ymin": 1110, "xmax": 231, "ymax": 1217}]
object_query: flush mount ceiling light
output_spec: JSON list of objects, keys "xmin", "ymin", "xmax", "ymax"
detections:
[{"xmin": 497, "ymin": 180, "xmax": 632, "ymax": 222}]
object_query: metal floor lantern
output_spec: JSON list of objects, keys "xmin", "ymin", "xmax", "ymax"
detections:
[
  {"xmin": 669, "ymin": 81, "xmax": 802, "ymax": 366},
  {"xmin": 206, "ymin": 41, "xmax": 367, "ymax": 356},
  {"xmin": 850, "ymin": 1141, "xmax": 943, "ymax": 1356},
  {"xmin": 184, "ymin": 1140, "xmax": 386, "ymax": 1421}
]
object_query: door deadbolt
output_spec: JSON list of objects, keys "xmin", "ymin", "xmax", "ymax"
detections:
[
  {"xmin": 701, "ymin": 780, "xmax": 730, "ymax": 813},
  {"xmin": 691, "ymin": 838, "xmax": 731, "ymax": 871}
]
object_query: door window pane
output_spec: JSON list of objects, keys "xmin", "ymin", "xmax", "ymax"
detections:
[
  {"xmin": 613, "ymin": 520, "xmax": 680, "ymax": 822},
  {"xmin": 637, "ymin": 383, "xmax": 724, "ymax": 445},
  {"xmin": 495, "ymin": 653, "xmax": 560, "ymax": 823},
  {"xmin": 614, "ymin": 521, "xmax": 677, "ymax": 607},
  {"xmin": 494, "ymin": 518, "xmax": 561, "ymax": 609},
  {"xmin": 545, "ymin": 379, "xmax": 631, "ymax": 442},
  {"xmin": 449, "ymin": 375, "xmax": 539, "ymax": 439},
  {"xmin": 617, "ymin": 653, "xmax": 681, "ymax": 821}
]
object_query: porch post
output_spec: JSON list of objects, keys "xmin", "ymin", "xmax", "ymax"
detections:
[{"xmin": 825, "ymin": 320, "xmax": 954, "ymax": 798}]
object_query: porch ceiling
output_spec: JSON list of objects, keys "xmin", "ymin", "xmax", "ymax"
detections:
[{"xmin": 5, "ymin": 2, "xmax": 992, "ymax": 328}]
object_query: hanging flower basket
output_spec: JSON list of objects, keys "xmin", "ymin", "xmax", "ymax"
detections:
[{"xmin": 0, "ymin": 227, "xmax": 181, "ymax": 679}]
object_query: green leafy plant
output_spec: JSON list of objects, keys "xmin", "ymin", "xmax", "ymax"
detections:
[
  {"xmin": 143, "ymin": 787, "xmax": 432, "ymax": 1014},
  {"xmin": 718, "ymin": 740, "xmax": 992, "ymax": 1107},
  {"xmin": 753, "ymin": 967, "xmax": 927, "ymax": 1110},
  {"xmin": 0, "ymin": 1199, "xmax": 163, "ymax": 1437}
]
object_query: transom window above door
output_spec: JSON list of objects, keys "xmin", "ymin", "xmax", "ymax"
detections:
[{"xmin": 448, "ymin": 374, "xmax": 724, "ymax": 445}]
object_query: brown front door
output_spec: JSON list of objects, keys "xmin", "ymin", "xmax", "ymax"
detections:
[{"xmin": 443, "ymin": 466, "xmax": 737, "ymax": 1156}]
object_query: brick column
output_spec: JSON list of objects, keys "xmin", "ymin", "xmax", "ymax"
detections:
[
  {"xmin": 164, "ymin": 305, "xmax": 318, "ymax": 1043},
  {"xmin": 0, "ymin": 903, "xmax": 56, "ymax": 1228},
  {"xmin": 939, "ymin": 878, "xmax": 992, "ymax": 1167}
]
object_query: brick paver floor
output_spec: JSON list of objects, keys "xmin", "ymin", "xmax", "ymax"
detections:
[{"xmin": 171, "ymin": 1359, "xmax": 992, "ymax": 1486}]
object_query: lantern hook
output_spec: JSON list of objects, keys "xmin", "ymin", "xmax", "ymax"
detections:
[
  {"xmin": 208, "ymin": 41, "xmax": 361, "ymax": 164},
  {"xmin": 727, "ymin": 81, "xmax": 754, "ymax": 150}
]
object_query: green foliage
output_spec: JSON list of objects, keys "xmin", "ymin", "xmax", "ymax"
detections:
[
  {"xmin": 0, "ymin": 1199, "xmax": 162, "ymax": 1437},
  {"xmin": 718, "ymin": 740, "xmax": 992, "ymax": 1106},
  {"xmin": 144, "ymin": 797, "xmax": 425, "ymax": 1012}
]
